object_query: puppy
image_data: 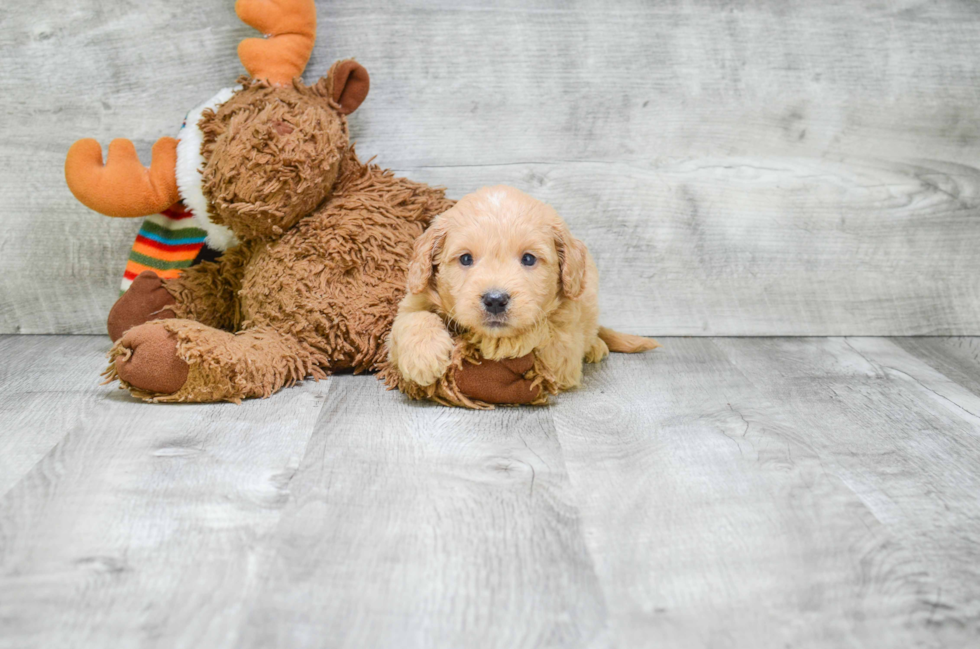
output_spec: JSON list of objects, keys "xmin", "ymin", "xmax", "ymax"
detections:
[{"xmin": 388, "ymin": 185, "xmax": 659, "ymax": 404}]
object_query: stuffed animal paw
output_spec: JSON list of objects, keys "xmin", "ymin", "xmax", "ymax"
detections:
[
  {"xmin": 108, "ymin": 322, "xmax": 189, "ymax": 396},
  {"xmin": 107, "ymin": 271, "xmax": 177, "ymax": 341},
  {"xmin": 454, "ymin": 353, "xmax": 540, "ymax": 405}
]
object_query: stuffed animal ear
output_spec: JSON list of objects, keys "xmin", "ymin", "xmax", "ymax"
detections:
[
  {"xmin": 324, "ymin": 59, "xmax": 370, "ymax": 115},
  {"xmin": 407, "ymin": 219, "xmax": 448, "ymax": 294},
  {"xmin": 554, "ymin": 221, "xmax": 588, "ymax": 299}
]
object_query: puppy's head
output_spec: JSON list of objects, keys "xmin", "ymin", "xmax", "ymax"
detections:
[{"xmin": 407, "ymin": 185, "xmax": 588, "ymax": 338}]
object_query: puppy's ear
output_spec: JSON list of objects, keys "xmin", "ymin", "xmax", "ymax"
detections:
[
  {"xmin": 407, "ymin": 218, "xmax": 448, "ymax": 294},
  {"xmin": 554, "ymin": 221, "xmax": 588, "ymax": 300},
  {"xmin": 320, "ymin": 59, "xmax": 370, "ymax": 115}
]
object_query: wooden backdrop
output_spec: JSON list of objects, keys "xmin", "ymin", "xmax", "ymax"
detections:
[{"xmin": 2, "ymin": 0, "xmax": 979, "ymax": 335}]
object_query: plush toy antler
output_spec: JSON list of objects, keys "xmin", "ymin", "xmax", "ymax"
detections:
[
  {"xmin": 64, "ymin": 137, "xmax": 179, "ymax": 218},
  {"xmin": 236, "ymin": 0, "xmax": 317, "ymax": 85}
]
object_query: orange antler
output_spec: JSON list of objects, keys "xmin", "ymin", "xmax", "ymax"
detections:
[
  {"xmin": 65, "ymin": 138, "xmax": 180, "ymax": 217},
  {"xmin": 236, "ymin": 0, "xmax": 317, "ymax": 85}
]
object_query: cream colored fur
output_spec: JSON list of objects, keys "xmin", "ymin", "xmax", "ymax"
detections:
[{"xmin": 390, "ymin": 185, "xmax": 657, "ymax": 396}]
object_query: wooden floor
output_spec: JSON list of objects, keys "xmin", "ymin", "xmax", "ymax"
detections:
[{"xmin": 1, "ymin": 335, "xmax": 979, "ymax": 648}]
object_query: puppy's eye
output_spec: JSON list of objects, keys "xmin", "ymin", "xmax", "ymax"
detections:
[
  {"xmin": 521, "ymin": 253, "xmax": 537, "ymax": 267},
  {"xmin": 459, "ymin": 253, "xmax": 474, "ymax": 267}
]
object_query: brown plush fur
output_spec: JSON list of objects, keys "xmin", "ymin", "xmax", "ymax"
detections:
[
  {"xmin": 105, "ymin": 65, "xmax": 454, "ymax": 403},
  {"xmin": 200, "ymin": 77, "xmax": 349, "ymax": 242},
  {"xmin": 107, "ymin": 271, "xmax": 177, "ymax": 341}
]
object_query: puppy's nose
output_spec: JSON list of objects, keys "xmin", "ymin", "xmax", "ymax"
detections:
[{"xmin": 481, "ymin": 290, "xmax": 510, "ymax": 315}]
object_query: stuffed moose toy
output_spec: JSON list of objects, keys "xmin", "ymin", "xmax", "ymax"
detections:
[{"xmin": 64, "ymin": 0, "xmax": 538, "ymax": 405}]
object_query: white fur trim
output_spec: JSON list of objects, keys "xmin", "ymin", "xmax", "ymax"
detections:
[{"xmin": 175, "ymin": 87, "xmax": 240, "ymax": 251}]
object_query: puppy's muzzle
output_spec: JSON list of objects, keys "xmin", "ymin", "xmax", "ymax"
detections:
[{"xmin": 481, "ymin": 290, "xmax": 510, "ymax": 316}]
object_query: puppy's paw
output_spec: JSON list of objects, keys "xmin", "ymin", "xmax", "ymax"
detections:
[
  {"xmin": 398, "ymin": 333, "xmax": 453, "ymax": 386},
  {"xmin": 585, "ymin": 336, "xmax": 609, "ymax": 363},
  {"xmin": 392, "ymin": 313, "xmax": 454, "ymax": 387}
]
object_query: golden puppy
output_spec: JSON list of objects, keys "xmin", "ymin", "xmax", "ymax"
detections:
[{"xmin": 388, "ymin": 185, "xmax": 659, "ymax": 405}]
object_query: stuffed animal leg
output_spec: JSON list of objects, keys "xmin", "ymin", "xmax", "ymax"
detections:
[{"xmin": 105, "ymin": 320, "xmax": 326, "ymax": 404}]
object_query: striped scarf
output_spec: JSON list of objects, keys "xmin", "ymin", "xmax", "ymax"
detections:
[
  {"xmin": 120, "ymin": 202, "xmax": 206, "ymax": 292},
  {"xmin": 118, "ymin": 87, "xmax": 238, "ymax": 292}
]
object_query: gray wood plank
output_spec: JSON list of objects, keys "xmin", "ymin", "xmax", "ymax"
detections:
[
  {"xmin": 240, "ymin": 375, "xmax": 611, "ymax": 649},
  {"xmin": 0, "ymin": 335, "xmax": 108, "ymax": 497},
  {"xmin": 719, "ymin": 336, "xmax": 980, "ymax": 643},
  {"xmin": 0, "ymin": 355, "xmax": 330, "ymax": 649},
  {"xmin": 716, "ymin": 336, "xmax": 980, "ymax": 630},
  {"xmin": 801, "ymin": 336, "xmax": 980, "ymax": 643},
  {"xmin": 551, "ymin": 339, "xmax": 979, "ymax": 648},
  {"xmin": 2, "ymin": 1, "xmax": 980, "ymax": 334},
  {"xmin": 892, "ymin": 337, "xmax": 980, "ymax": 398},
  {"xmin": 3, "ymin": 335, "xmax": 980, "ymax": 646}
]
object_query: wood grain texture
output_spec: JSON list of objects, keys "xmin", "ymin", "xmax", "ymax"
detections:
[
  {"xmin": 2, "ymin": 335, "xmax": 980, "ymax": 646},
  {"xmin": 241, "ymin": 376, "xmax": 611, "ymax": 649},
  {"xmin": 2, "ymin": 1, "xmax": 980, "ymax": 334},
  {"xmin": 0, "ymin": 336, "xmax": 331, "ymax": 649},
  {"xmin": 892, "ymin": 337, "xmax": 980, "ymax": 398},
  {"xmin": 0, "ymin": 336, "xmax": 610, "ymax": 649},
  {"xmin": 0, "ymin": 336, "xmax": 106, "ymax": 497},
  {"xmin": 551, "ymin": 337, "xmax": 980, "ymax": 647}
]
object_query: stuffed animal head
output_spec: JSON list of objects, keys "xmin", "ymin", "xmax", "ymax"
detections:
[
  {"xmin": 197, "ymin": 61, "xmax": 368, "ymax": 242},
  {"xmin": 65, "ymin": 0, "xmax": 369, "ymax": 245}
]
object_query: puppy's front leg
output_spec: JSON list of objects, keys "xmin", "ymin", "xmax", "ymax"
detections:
[{"xmin": 389, "ymin": 309, "xmax": 454, "ymax": 387}]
